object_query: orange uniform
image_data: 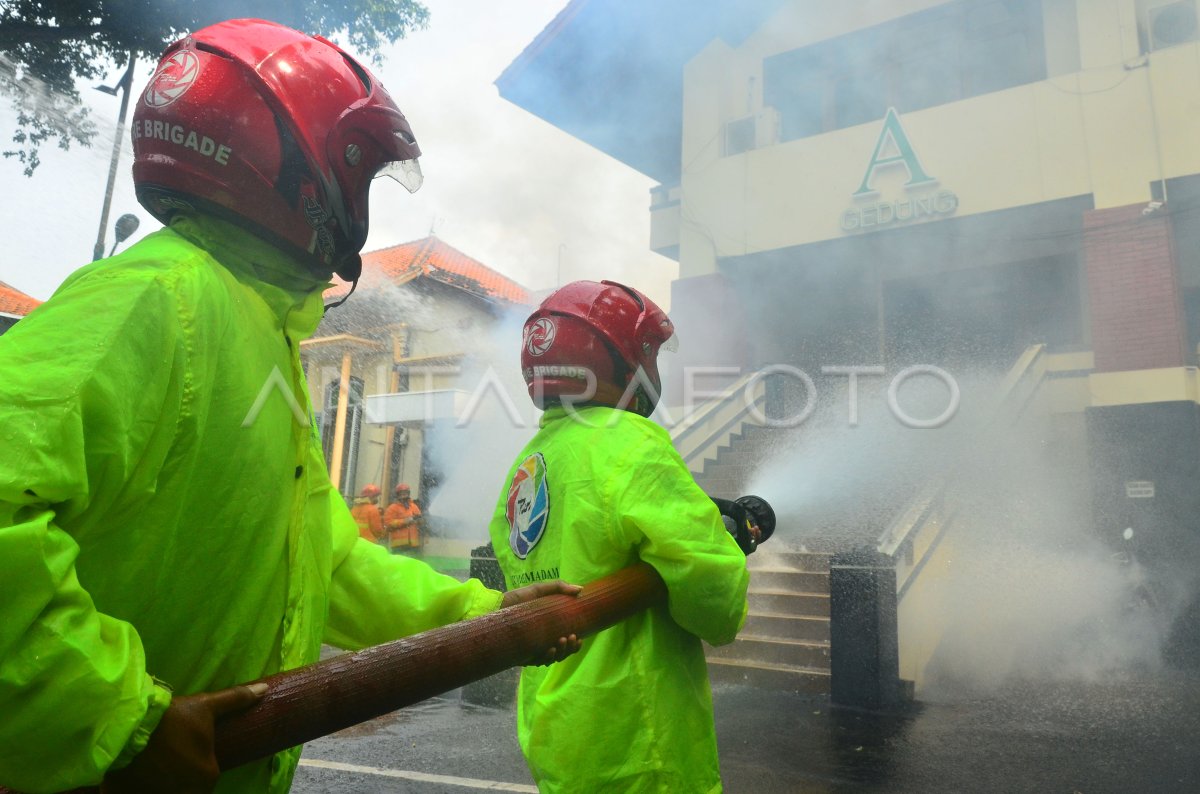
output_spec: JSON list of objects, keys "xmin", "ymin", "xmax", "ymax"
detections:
[
  {"xmin": 350, "ymin": 499, "xmax": 383, "ymax": 543},
  {"xmin": 385, "ymin": 500, "xmax": 422, "ymax": 550}
]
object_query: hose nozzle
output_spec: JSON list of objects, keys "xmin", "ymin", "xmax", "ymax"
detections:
[{"xmin": 711, "ymin": 494, "xmax": 776, "ymax": 555}]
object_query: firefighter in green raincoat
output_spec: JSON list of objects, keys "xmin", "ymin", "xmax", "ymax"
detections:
[
  {"xmin": 488, "ymin": 280, "xmax": 751, "ymax": 793},
  {"xmin": 0, "ymin": 20, "xmax": 576, "ymax": 794}
]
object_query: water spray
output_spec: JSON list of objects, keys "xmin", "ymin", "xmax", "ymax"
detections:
[{"xmin": 0, "ymin": 500, "xmax": 775, "ymax": 792}]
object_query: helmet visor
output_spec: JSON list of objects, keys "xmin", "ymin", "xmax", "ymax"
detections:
[
  {"xmin": 377, "ymin": 156, "xmax": 423, "ymax": 194},
  {"xmin": 661, "ymin": 331, "xmax": 680, "ymax": 354}
]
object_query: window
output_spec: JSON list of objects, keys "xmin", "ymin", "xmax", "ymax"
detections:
[
  {"xmin": 963, "ymin": 0, "xmax": 1045, "ymax": 95},
  {"xmin": 892, "ymin": 47, "xmax": 961, "ymax": 113},
  {"xmin": 764, "ymin": 48, "xmax": 827, "ymax": 140},
  {"xmin": 773, "ymin": 79, "xmax": 827, "ymax": 141},
  {"xmin": 763, "ymin": 0, "xmax": 1047, "ymax": 142},
  {"xmin": 833, "ymin": 71, "xmax": 888, "ymax": 129}
]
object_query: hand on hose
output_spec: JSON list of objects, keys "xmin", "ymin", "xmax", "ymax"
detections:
[
  {"xmin": 101, "ymin": 683, "xmax": 268, "ymax": 794},
  {"xmin": 501, "ymin": 580, "xmax": 584, "ymax": 666},
  {"xmin": 526, "ymin": 632, "xmax": 581, "ymax": 666}
]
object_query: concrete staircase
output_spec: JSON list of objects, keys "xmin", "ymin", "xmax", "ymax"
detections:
[
  {"xmin": 707, "ymin": 550, "xmax": 831, "ymax": 695},
  {"xmin": 692, "ymin": 425, "xmax": 788, "ymax": 499}
]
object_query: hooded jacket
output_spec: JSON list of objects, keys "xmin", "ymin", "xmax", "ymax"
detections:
[
  {"xmin": 488, "ymin": 405, "xmax": 749, "ymax": 793},
  {"xmin": 0, "ymin": 215, "xmax": 502, "ymax": 792}
]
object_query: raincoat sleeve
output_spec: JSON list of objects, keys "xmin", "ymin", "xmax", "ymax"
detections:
[
  {"xmin": 0, "ymin": 272, "xmax": 185, "ymax": 791},
  {"xmin": 323, "ymin": 485, "xmax": 503, "ymax": 650},
  {"xmin": 612, "ymin": 433, "xmax": 750, "ymax": 647}
]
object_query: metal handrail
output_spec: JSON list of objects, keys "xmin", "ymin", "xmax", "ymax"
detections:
[
  {"xmin": 670, "ymin": 371, "xmax": 767, "ymax": 472},
  {"xmin": 878, "ymin": 345, "xmax": 1049, "ymax": 593}
]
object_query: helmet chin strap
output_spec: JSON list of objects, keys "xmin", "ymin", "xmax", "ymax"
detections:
[
  {"xmin": 632, "ymin": 386, "xmax": 657, "ymax": 418},
  {"xmin": 323, "ymin": 278, "xmax": 357, "ymax": 314},
  {"xmin": 322, "ymin": 243, "xmax": 362, "ymax": 314}
]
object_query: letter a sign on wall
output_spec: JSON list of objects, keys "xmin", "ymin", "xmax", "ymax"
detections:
[{"xmin": 853, "ymin": 107, "xmax": 937, "ymax": 197}]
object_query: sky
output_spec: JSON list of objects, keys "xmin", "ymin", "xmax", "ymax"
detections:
[{"xmin": 0, "ymin": 0, "xmax": 677, "ymax": 306}]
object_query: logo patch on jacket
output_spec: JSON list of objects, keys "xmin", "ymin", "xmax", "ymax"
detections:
[{"xmin": 506, "ymin": 452, "xmax": 550, "ymax": 559}]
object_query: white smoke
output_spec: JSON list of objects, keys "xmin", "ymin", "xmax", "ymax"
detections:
[{"xmin": 744, "ymin": 365, "xmax": 1186, "ymax": 689}]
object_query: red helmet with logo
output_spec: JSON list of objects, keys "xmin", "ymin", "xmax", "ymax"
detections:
[
  {"xmin": 360, "ymin": 483, "xmax": 381, "ymax": 498},
  {"xmin": 132, "ymin": 18, "xmax": 422, "ymax": 281},
  {"xmin": 521, "ymin": 280, "xmax": 677, "ymax": 417}
]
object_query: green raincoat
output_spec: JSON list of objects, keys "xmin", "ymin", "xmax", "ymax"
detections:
[
  {"xmin": 488, "ymin": 405, "xmax": 749, "ymax": 793},
  {"xmin": 0, "ymin": 216, "xmax": 502, "ymax": 792}
]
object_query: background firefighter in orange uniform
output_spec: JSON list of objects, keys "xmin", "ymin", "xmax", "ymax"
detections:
[
  {"xmin": 385, "ymin": 482, "xmax": 422, "ymax": 553},
  {"xmin": 351, "ymin": 484, "xmax": 385, "ymax": 544}
]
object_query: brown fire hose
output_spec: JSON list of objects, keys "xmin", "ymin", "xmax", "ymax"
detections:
[
  {"xmin": 216, "ymin": 561, "xmax": 665, "ymax": 767},
  {"xmin": 0, "ymin": 562, "xmax": 666, "ymax": 792}
]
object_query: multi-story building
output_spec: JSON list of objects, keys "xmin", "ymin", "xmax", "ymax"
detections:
[
  {"xmin": 498, "ymin": 0, "xmax": 1200, "ymax": 674},
  {"xmin": 301, "ymin": 236, "xmax": 531, "ymax": 517}
]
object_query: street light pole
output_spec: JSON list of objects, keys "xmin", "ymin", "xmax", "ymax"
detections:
[{"xmin": 92, "ymin": 53, "xmax": 137, "ymax": 262}]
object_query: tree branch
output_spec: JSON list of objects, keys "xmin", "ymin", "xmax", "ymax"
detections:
[{"xmin": 0, "ymin": 22, "xmax": 106, "ymax": 49}]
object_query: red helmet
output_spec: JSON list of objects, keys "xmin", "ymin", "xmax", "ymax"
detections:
[
  {"xmin": 360, "ymin": 483, "xmax": 381, "ymax": 498},
  {"xmin": 395, "ymin": 483, "xmax": 411, "ymax": 495},
  {"xmin": 521, "ymin": 280, "xmax": 676, "ymax": 417},
  {"xmin": 132, "ymin": 18, "xmax": 422, "ymax": 282}
]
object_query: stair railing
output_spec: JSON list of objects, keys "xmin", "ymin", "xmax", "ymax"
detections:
[
  {"xmin": 875, "ymin": 344, "xmax": 1050, "ymax": 689},
  {"xmin": 670, "ymin": 371, "xmax": 768, "ymax": 474}
]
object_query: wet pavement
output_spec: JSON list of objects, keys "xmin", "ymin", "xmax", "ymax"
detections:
[{"xmin": 291, "ymin": 667, "xmax": 1200, "ymax": 792}]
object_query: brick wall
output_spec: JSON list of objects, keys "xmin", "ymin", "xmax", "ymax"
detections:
[{"xmin": 1084, "ymin": 204, "xmax": 1188, "ymax": 372}]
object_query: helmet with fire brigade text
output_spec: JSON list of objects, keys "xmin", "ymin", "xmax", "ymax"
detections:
[
  {"xmin": 521, "ymin": 280, "xmax": 678, "ymax": 417},
  {"xmin": 132, "ymin": 18, "xmax": 422, "ymax": 282}
]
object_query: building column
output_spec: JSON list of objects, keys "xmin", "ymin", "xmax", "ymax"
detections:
[
  {"xmin": 328, "ymin": 350, "xmax": 353, "ymax": 493},
  {"xmin": 381, "ymin": 327, "xmax": 407, "ymax": 494}
]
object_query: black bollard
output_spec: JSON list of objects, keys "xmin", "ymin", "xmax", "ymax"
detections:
[
  {"xmin": 468, "ymin": 542, "xmax": 507, "ymax": 591},
  {"xmin": 830, "ymin": 548, "xmax": 902, "ymax": 711}
]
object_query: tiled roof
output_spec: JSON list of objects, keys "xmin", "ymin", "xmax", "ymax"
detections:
[
  {"xmin": 356, "ymin": 237, "xmax": 532, "ymax": 305},
  {"xmin": 0, "ymin": 280, "xmax": 41, "ymax": 316}
]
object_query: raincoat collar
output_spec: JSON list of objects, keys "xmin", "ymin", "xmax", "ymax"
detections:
[
  {"xmin": 167, "ymin": 214, "xmax": 330, "ymax": 341},
  {"xmin": 538, "ymin": 404, "xmax": 613, "ymax": 428},
  {"xmin": 539, "ymin": 406, "xmax": 570, "ymax": 428}
]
